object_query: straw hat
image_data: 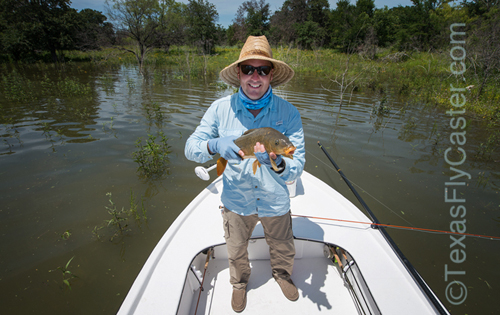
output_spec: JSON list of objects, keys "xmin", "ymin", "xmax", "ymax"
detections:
[{"xmin": 220, "ymin": 35, "xmax": 294, "ymax": 88}]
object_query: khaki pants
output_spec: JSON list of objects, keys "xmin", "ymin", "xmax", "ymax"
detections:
[{"xmin": 222, "ymin": 207, "xmax": 295, "ymax": 290}]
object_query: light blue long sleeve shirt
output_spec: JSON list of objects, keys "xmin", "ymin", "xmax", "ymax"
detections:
[{"xmin": 185, "ymin": 92, "xmax": 305, "ymax": 217}]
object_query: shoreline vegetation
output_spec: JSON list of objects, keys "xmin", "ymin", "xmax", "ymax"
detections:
[{"xmin": 2, "ymin": 45, "xmax": 499, "ymax": 127}]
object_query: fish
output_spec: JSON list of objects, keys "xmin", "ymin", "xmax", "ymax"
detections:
[{"xmin": 216, "ymin": 127, "xmax": 296, "ymax": 176}]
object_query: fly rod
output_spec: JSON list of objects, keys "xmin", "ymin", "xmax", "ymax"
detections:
[
  {"xmin": 317, "ymin": 142, "xmax": 381, "ymax": 226},
  {"xmin": 317, "ymin": 141, "xmax": 449, "ymax": 315}
]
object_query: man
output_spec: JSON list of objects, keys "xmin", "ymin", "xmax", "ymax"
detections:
[{"xmin": 185, "ymin": 35, "xmax": 305, "ymax": 312}]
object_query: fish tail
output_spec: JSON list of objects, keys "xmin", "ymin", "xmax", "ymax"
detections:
[
  {"xmin": 270, "ymin": 158, "xmax": 279, "ymax": 171},
  {"xmin": 252, "ymin": 160, "xmax": 261, "ymax": 174},
  {"xmin": 217, "ymin": 157, "xmax": 228, "ymax": 176}
]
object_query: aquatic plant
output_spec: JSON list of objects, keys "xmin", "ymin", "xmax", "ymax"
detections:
[
  {"xmin": 1, "ymin": 71, "xmax": 36, "ymax": 102},
  {"xmin": 98, "ymin": 73, "xmax": 115, "ymax": 92},
  {"xmin": 102, "ymin": 116, "xmax": 115, "ymax": 131},
  {"xmin": 133, "ymin": 131, "xmax": 171, "ymax": 179},
  {"xmin": 477, "ymin": 171, "xmax": 490, "ymax": 188},
  {"xmin": 56, "ymin": 79, "xmax": 92, "ymax": 96},
  {"xmin": 371, "ymin": 96, "xmax": 390, "ymax": 116},
  {"xmin": 475, "ymin": 133, "xmax": 498, "ymax": 161},
  {"xmin": 60, "ymin": 230, "xmax": 71, "ymax": 240},
  {"xmin": 1, "ymin": 125, "xmax": 23, "ymax": 155},
  {"xmin": 93, "ymin": 190, "xmax": 148, "ymax": 241},
  {"xmin": 128, "ymin": 189, "xmax": 147, "ymax": 222},
  {"xmin": 104, "ymin": 192, "xmax": 128, "ymax": 240},
  {"xmin": 126, "ymin": 76, "xmax": 136, "ymax": 91},
  {"xmin": 50, "ymin": 256, "xmax": 77, "ymax": 290},
  {"xmin": 323, "ymin": 54, "xmax": 365, "ymax": 107},
  {"xmin": 144, "ymin": 102, "xmax": 165, "ymax": 126}
]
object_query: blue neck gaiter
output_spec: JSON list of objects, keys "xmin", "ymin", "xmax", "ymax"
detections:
[{"xmin": 238, "ymin": 86, "xmax": 273, "ymax": 110}]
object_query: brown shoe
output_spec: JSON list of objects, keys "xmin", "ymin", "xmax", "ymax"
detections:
[
  {"xmin": 231, "ymin": 288, "xmax": 247, "ymax": 312},
  {"xmin": 275, "ymin": 277, "xmax": 299, "ymax": 301}
]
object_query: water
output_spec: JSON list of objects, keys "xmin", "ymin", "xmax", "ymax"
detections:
[{"xmin": 1, "ymin": 63, "xmax": 498, "ymax": 314}]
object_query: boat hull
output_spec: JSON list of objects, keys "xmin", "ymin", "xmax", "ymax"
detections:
[{"xmin": 117, "ymin": 171, "xmax": 449, "ymax": 315}]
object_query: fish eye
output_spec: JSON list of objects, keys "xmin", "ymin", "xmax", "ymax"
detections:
[{"xmin": 275, "ymin": 140, "xmax": 279, "ymax": 146}]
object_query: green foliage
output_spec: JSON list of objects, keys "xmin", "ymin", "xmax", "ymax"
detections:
[
  {"xmin": 230, "ymin": 0, "xmax": 271, "ymax": 44},
  {"xmin": 128, "ymin": 189, "xmax": 147, "ymax": 221},
  {"xmin": 60, "ymin": 230, "xmax": 72, "ymax": 240},
  {"xmin": 50, "ymin": 256, "xmax": 77, "ymax": 289},
  {"xmin": 0, "ymin": 0, "xmax": 113, "ymax": 61},
  {"xmin": 1, "ymin": 0, "xmax": 498, "ymax": 64},
  {"xmin": 74, "ymin": 9, "xmax": 115, "ymax": 50},
  {"xmin": 133, "ymin": 131, "xmax": 172, "ymax": 178},
  {"xmin": 105, "ymin": 0, "xmax": 186, "ymax": 73},
  {"xmin": 373, "ymin": 6, "xmax": 400, "ymax": 47},
  {"xmin": 1, "ymin": 71, "xmax": 92, "ymax": 102},
  {"xmin": 475, "ymin": 133, "xmax": 498, "ymax": 161},
  {"xmin": 270, "ymin": 0, "xmax": 329, "ymax": 45},
  {"xmin": 144, "ymin": 102, "xmax": 166, "ymax": 127},
  {"xmin": 467, "ymin": 7, "xmax": 500, "ymax": 98},
  {"xmin": 1, "ymin": 70, "xmax": 37, "ymax": 102},
  {"xmin": 294, "ymin": 21, "xmax": 326, "ymax": 49},
  {"xmin": 104, "ymin": 192, "xmax": 128, "ymax": 238},
  {"xmin": 92, "ymin": 191, "xmax": 148, "ymax": 241},
  {"xmin": 185, "ymin": 0, "xmax": 219, "ymax": 54}
]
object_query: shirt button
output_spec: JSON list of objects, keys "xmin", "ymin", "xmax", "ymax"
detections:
[
  {"xmin": 255, "ymin": 186, "xmax": 258, "ymax": 188},
  {"xmin": 257, "ymin": 198, "xmax": 260, "ymax": 200}
]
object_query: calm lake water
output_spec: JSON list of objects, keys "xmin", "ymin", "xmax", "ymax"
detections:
[{"xmin": 1, "ymin": 63, "xmax": 498, "ymax": 314}]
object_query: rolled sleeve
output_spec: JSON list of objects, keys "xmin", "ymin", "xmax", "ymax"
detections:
[{"xmin": 185, "ymin": 105, "xmax": 220, "ymax": 164}]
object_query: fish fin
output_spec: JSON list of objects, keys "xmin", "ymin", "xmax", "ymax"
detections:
[
  {"xmin": 217, "ymin": 157, "xmax": 228, "ymax": 176},
  {"xmin": 270, "ymin": 158, "xmax": 279, "ymax": 171},
  {"xmin": 242, "ymin": 128, "xmax": 258, "ymax": 136},
  {"xmin": 252, "ymin": 160, "xmax": 261, "ymax": 174}
]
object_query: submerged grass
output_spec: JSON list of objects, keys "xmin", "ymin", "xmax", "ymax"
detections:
[
  {"xmin": 64, "ymin": 45, "xmax": 499, "ymax": 124},
  {"xmin": 1, "ymin": 70, "xmax": 93, "ymax": 102},
  {"xmin": 92, "ymin": 191, "xmax": 148, "ymax": 241},
  {"xmin": 133, "ymin": 131, "xmax": 172, "ymax": 179},
  {"xmin": 4, "ymin": 45, "xmax": 498, "ymax": 132},
  {"xmin": 49, "ymin": 256, "xmax": 77, "ymax": 290}
]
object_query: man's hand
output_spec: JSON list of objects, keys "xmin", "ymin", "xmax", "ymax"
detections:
[
  {"xmin": 208, "ymin": 136, "xmax": 242, "ymax": 160},
  {"xmin": 253, "ymin": 142, "xmax": 282, "ymax": 167}
]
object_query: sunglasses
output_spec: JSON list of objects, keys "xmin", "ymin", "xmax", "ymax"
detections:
[{"xmin": 239, "ymin": 65, "xmax": 273, "ymax": 76}]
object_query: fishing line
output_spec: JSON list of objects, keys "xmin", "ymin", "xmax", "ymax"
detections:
[
  {"xmin": 291, "ymin": 214, "xmax": 500, "ymax": 241},
  {"xmin": 315, "ymin": 141, "xmax": 451, "ymax": 315},
  {"xmin": 305, "ymin": 148, "xmax": 414, "ymax": 226}
]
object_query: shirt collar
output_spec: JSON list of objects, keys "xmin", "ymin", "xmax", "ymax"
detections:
[{"xmin": 234, "ymin": 93, "xmax": 276, "ymax": 117}]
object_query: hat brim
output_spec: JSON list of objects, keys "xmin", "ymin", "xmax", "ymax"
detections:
[{"xmin": 219, "ymin": 55, "xmax": 294, "ymax": 88}]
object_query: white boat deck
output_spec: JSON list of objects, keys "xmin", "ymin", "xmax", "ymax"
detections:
[
  {"xmin": 183, "ymin": 240, "xmax": 359, "ymax": 314},
  {"xmin": 117, "ymin": 171, "xmax": 448, "ymax": 315}
]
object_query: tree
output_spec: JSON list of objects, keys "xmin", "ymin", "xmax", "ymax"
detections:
[
  {"xmin": 373, "ymin": 6, "xmax": 399, "ymax": 47},
  {"xmin": 389, "ymin": 0, "xmax": 452, "ymax": 51},
  {"xmin": 269, "ymin": 4, "xmax": 296, "ymax": 44},
  {"xmin": 185, "ymin": 0, "xmax": 219, "ymax": 54},
  {"xmin": 0, "ymin": 0, "xmax": 78, "ymax": 61},
  {"xmin": 461, "ymin": 0, "xmax": 499, "ymax": 17},
  {"xmin": 295, "ymin": 20, "xmax": 326, "ymax": 49},
  {"xmin": 74, "ymin": 9, "xmax": 115, "ymax": 50},
  {"xmin": 270, "ymin": 0, "xmax": 329, "ymax": 46},
  {"xmin": 328, "ymin": 0, "xmax": 357, "ymax": 51},
  {"xmin": 468, "ymin": 7, "xmax": 500, "ymax": 98},
  {"xmin": 105, "ymin": 0, "xmax": 181, "ymax": 73},
  {"xmin": 230, "ymin": 0, "xmax": 271, "ymax": 44},
  {"xmin": 155, "ymin": 1, "xmax": 188, "ymax": 52}
]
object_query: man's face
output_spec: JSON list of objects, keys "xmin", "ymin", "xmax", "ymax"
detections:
[{"xmin": 238, "ymin": 59, "xmax": 274, "ymax": 100}]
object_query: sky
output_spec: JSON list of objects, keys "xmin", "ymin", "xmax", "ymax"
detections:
[{"xmin": 71, "ymin": 0, "xmax": 415, "ymax": 28}]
